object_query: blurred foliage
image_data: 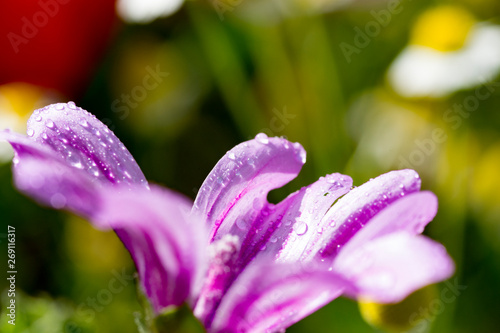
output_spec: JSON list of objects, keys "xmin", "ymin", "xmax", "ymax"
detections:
[{"xmin": 1, "ymin": 0, "xmax": 500, "ymax": 332}]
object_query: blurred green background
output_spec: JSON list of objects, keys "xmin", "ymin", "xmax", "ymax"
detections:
[{"xmin": 1, "ymin": 0, "xmax": 500, "ymax": 332}]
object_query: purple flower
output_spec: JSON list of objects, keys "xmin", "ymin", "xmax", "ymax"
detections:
[{"xmin": 1, "ymin": 103, "xmax": 454, "ymax": 332}]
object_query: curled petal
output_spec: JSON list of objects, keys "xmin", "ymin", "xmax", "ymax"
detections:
[
  {"xmin": 26, "ymin": 102, "xmax": 147, "ymax": 186},
  {"xmin": 192, "ymin": 134, "xmax": 305, "ymax": 242},
  {"xmin": 210, "ymin": 259, "xmax": 350, "ymax": 333},
  {"xmin": 0, "ymin": 131, "xmax": 99, "ymax": 217},
  {"xmin": 94, "ymin": 185, "xmax": 207, "ymax": 311},
  {"xmin": 315, "ymin": 169, "xmax": 422, "ymax": 260},
  {"xmin": 334, "ymin": 232, "xmax": 455, "ymax": 303}
]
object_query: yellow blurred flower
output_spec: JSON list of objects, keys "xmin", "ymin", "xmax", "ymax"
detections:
[
  {"xmin": 411, "ymin": 6, "xmax": 475, "ymax": 52},
  {"xmin": 388, "ymin": 5, "xmax": 500, "ymax": 98},
  {"xmin": 359, "ymin": 285, "xmax": 438, "ymax": 333},
  {"xmin": 0, "ymin": 83, "xmax": 58, "ymax": 162}
]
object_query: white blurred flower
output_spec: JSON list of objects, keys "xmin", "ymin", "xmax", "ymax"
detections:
[
  {"xmin": 117, "ymin": 0, "xmax": 184, "ymax": 23},
  {"xmin": 388, "ymin": 6, "xmax": 500, "ymax": 98}
]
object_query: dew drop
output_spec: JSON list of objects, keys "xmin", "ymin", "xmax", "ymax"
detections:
[
  {"xmin": 67, "ymin": 152, "xmax": 83, "ymax": 169},
  {"xmin": 55, "ymin": 104, "xmax": 65, "ymax": 110},
  {"xmin": 67, "ymin": 101, "xmax": 77, "ymax": 109},
  {"xmin": 46, "ymin": 120, "xmax": 55, "ymax": 129},
  {"xmin": 293, "ymin": 143, "xmax": 306, "ymax": 163},
  {"xmin": 34, "ymin": 115, "xmax": 42, "ymax": 122},
  {"xmin": 330, "ymin": 221, "xmax": 336, "ymax": 228},
  {"xmin": 42, "ymin": 133, "xmax": 48, "ymax": 140},
  {"xmin": 27, "ymin": 128, "xmax": 34, "ymax": 137},
  {"xmin": 252, "ymin": 198, "xmax": 262, "ymax": 210},
  {"xmin": 255, "ymin": 133, "xmax": 269, "ymax": 144},
  {"xmin": 50, "ymin": 193, "xmax": 67, "ymax": 209},
  {"xmin": 236, "ymin": 219, "xmax": 247, "ymax": 230},
  {"xmin": 270, "ymin": 236, "xmax": 278, "ymax": 243},
  {"xmin": 79, "ymin": 119, "xmax": 89, "ymax": 128},
  {"xmin": 228, "ymin": 152, "xmax": 236, "ymax": 160},
  {"xmin": 325, "ymin": 175, "xmax": 337, "ymax": 184},
  {"xmin": 89, "ymin": 163, "xmax": 100, "ymax": 177},
  {"xmin": 294, "ymin": 221, "xmax": 308, "ymax": 236}
]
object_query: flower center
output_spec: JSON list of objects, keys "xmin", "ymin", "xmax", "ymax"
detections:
[{"xmin": 193, "ymin": 235, "xmax": 241, "ymax": 328}]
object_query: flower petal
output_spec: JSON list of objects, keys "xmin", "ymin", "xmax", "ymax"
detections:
[
  {"xmin": 340, "ymin": 191, "xmax": 438, "ymax": 254},
  {"xmin": 210, "ymin": 259, "xmax": 350, "ymax": 333},
  {"xmin": 26, "ymin": 102, "xmax": 147, "ymax": 186},
  {"xmin": 0, "ymin": 131, "xmax": 100, "ymax": 217},
  {"xmin": 334, "ymin": 232, "xmax": 455, "ymax": 303},
  {"xmin": 192, "ymin": 134, "xmax": 305, "ymax": 242},
  {"xmin": 253, "ymin": 173, "xmax": 352, "ymax": 263},
  {"xmin": 314, "ymin": 169, "xmax": 422, "ymax": 260},
  {"xmin": 94, "ymin": 185, "xmax": 207, "ymax": 311}
]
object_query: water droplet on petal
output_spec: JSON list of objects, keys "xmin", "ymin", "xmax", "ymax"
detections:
[
  {"xmin": 67, "ymin": 101, "xmax": 77, "ymax": 109},
  {"xmin": 293, "ymin": 142, "xmax": 306, "ymax": 163},
  {"xmin": 330, "ymin": 221, "xmax": 336, "ymax": 227},
  {"xmin": 46, "ymin": 120, "xmax": 55, "ymax": 129},
  {"xmin": 255, "ymin": 133, "xmax": 269, "ymax": 144},
  {"xmin": 252, "ymin": 198, "xmax": 263, "ymax": 210},
  {"xmin": 34, "ymin": 115, "xmax": 42, "ymax": 122},
  {"xmin": 79, "ymin": 119, "xmax": 89, "ymax": 128},
  {"xmin": 27, "ymin": 128, "xmax": 34, "ymax": 137},
  {"xmin": 228, "ymin": 152, "xmax": 236, "ymax": 160},
  {"xmin": 294, "ymin": 221, "xmax": 308, "ymax": 236},
  {"xmin": 67, "ymin": 152, "xmax": 83, "ymax": 169},
  {"xmin": 236, "ymin": 219, "xmax": 248, "ymax": 230},
  {"xmin": 55, "ymin": 104, "xmax": 65, "ymax": 110},
  {"xmin": 50, "ymin": 193, "xmax": 67, "ymax": 209},
  {"xmin": 42, "ymin": 133, "xmax": 48, "ymax": 140},
  {"xmin": 270, "ymin": 236, "xmax": 278, "ymax": 243}
]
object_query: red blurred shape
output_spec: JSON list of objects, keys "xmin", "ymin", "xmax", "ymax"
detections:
[{"xmin": 0, "ymin": 0, "xmax": 118, "ymax": 98}]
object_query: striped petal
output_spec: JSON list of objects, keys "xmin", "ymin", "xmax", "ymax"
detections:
[
  {"xmin": 210, "ymin": 259, "xmax": 350, "ymax": 333},
  {"xmin": 94, "ymin": 185, "xmax": 207, "ymax": 311},
  {"xmin": 26, "ymin": 102, "xmax": 147, "ymax": 186}
]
